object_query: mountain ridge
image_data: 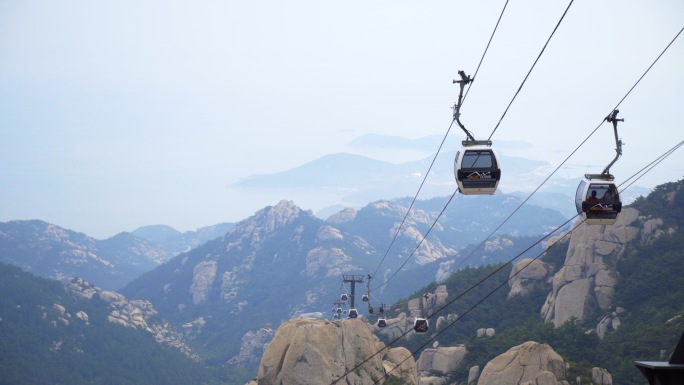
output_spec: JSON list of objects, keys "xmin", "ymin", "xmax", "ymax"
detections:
[{"xmin": 119, "ymin": 193, "xmax": 567, "ymax": 368}]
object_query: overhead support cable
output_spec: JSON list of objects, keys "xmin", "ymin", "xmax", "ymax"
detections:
[
  {"xmin": 461, "ymin": 0, "xmax": 511, "ymax": 105},
  {"xmin": 487, "ymin": 0, "xmax": 575, "ymax": 140},
  {"xmin": 368, "ymin": 0, "xmax": 513, "ymax": 281},
  {"xmin": 370, "ymin": 119, "xmax": 456, "ymax": 279},
  {"xmin": 372, "ymin": 189, "xmax": 458, "ymax": 292}
]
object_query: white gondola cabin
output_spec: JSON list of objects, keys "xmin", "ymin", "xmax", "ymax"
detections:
[
  {"xmin": 413, "ymin": 317, "xmax": 429, "ymax": 334},
  {"xmin": 575, "ymin": 175, "xmax": 622, "ymax": 225},
  {"xmin": 378, "ymin": 318, "xmax": 387, "ymax": 328},
  {"xmin": 454, "ymin": 141, "xmax": 501, "ymax": 195},
  {"xmin": 574, "ymin": 110, "xmax": 625, "ymax": 226},
  {"xmin": 340, "ymin": 293, "xmax": 348, "ymax": 302},
  {"xmin": 348, "ymin": 309, "xmax": 359, "ymax": 319}
]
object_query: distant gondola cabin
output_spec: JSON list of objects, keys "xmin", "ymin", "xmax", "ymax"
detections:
[{"xmin": 413, "ymin": 318, "xmax": 429, "ymax": 334}]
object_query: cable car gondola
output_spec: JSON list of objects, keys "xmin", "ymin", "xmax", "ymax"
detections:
[
  {"xmin": 340, "ymin": 293, "xmax": 348, "ymax": 302},
  {"xmin": 575, "ymin": 176, "xmax": 621, "ymax": 225},
  {"xmin": 378, "ymin": 318, "xmax": 387, "ymax": 328},
  {"xmin": 348, "ymin": 309, "xmax": 358, "ymax": 319},
  {"xmin": 575, "ymin": 110, "xmax": 624, "ymax": 226},
  {"xmin": 362, "ymin": 294, "xmax": 369, "ymax": 302},
  {"xmin": 454, "ymin": 141, "xmax": 501, "ymax": 195},
  {"xmin": 451, "ymin": 70, "xmax": 501, "ymax": 195},
  {"xmin": 413, "ymin": 317, "xmax": 429, "ymax": 334}
]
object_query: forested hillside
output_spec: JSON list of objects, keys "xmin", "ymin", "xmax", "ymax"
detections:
[{"xmin": 0, "ymin": 263, "xmax": 249, "ymax": 385}]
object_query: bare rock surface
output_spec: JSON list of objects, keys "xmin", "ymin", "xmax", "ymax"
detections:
[
  {"xmin": 508, "ymin": 258, "xmax": 550, "ymax": 298},
  {"xmin": 417, "ymin": 345, "xmax": 467, "ymax": 374},
  {"xmin": 256, "ymin": 318, "xmax": 417, "ymax": 385},
  {"xmin": 383, "ymin": 347, "xmax": 419, "ymax": 384},
  {"xmin": 477, "ymin": 341, "xmax": 568, "ymax": 385},
  {"xmin": 541, "ymin": 208, "xmax": 644, "ymax": 326}
]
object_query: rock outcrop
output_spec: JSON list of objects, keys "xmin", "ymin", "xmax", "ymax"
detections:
[
  {"xmin": 326, "ymin": 207, "xmax": 357, "ymax": 224},
  {"xmin": 541, "ymin": 208, "xmax": 645, "ymax": 327},
  {"xmin": 416, "ymin": 345, "xmax": 467, "ymax": 374},
  {"xmin": 377, "ymin": 286, "xmax": 452, "ymax": 341},
  {"xmin": 477, "ymin": 341, "xmax": 568, "ymax": 385},
  {"xmin": 189, "ymin": 260, "xmax": 218, "ymax": 305},
  {"xmin": 227, "ymin": 328, "xmax": 275, "ymax": 368},
  {"xmin": 508, "ymin": 258, "xmax": 551, "ymax": 298},
  {"xmin": 468, "ymin": 365, "xmax": 480, "ymax": 385},
  {"xmin": 383, "ymin": 347, "xmax": 419, "ymax": 384},
  {"xmin": 305, "ymin": 247, "xmax": 357, "ymax": 277},
  {"xmin": 256, "ymin": 318, "xmax": 417, "ymax": 385},
  {"xmin": 596, "ymin": 307, "xmax": 624, "ymax": 339},
  {"xmin": 65, "ymin": 277, "xmax": 197, "ymax": 359},
  {"xmin": 375, "ymin": 312, "xmax": 413, "ymax": 339},
  {"xmin": 476, "ymin": 328, "xmax": 495, "ymax": 338},
  {"xmin": 408, "ymin": 285, "xmax": 448, "ymax": 318},
  {"xmin": 591, "ymin": 367, "xmax": 613, "ymax": 385}
]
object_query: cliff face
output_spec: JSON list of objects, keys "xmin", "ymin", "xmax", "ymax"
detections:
[{"xmin": 255, "ymin": 318, "xmax": 417, "ymax": 385}]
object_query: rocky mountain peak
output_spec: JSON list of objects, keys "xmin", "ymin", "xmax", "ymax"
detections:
[
  {"xmin": 229, "ymin": 200, "xmax": 312, "ymax": 239},
  {"xmin": 326, "ymin": 207, "xmax": 357, "ymax": 224},
  {"xmin": 257, "ymin": 200, "xmax": 309, "ymax": 229}
]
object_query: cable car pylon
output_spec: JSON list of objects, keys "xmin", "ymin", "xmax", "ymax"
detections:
[{"xmin": 341, "ymin": 275, "xmax": 364, "ymax": 319}]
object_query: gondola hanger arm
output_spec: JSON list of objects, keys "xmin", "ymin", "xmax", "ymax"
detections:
[
  {"xmin": 452, "ymin": 70, "xmax": 476, "ymax": 142},
  {"xmin": 602, "ymin": 109, "xmax": 624, "ymax": 176}
]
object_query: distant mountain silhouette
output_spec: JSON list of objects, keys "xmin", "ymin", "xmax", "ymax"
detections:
[
  {"xmin": 0, "ymin": 220, "xmax": 234, "ymax": 290},
  {"xmin": 0, "ymin": 220, "xmax": 167, "ymax": 290},
  {"xmin": 131, "ymin": 224, "xmax": 182, "ymax": 244},
  {"xmin": 133, "ymin": 222, "xmax": 234, "ymax": 256},
  {"xmin": 232, "ymin": 134, "xmax": 650, "ymax": 217}
]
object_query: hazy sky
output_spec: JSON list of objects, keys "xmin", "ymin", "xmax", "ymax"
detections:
[{"xmin": 1, "ymin": 1, "xmax": 682, "ymax": 239}]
